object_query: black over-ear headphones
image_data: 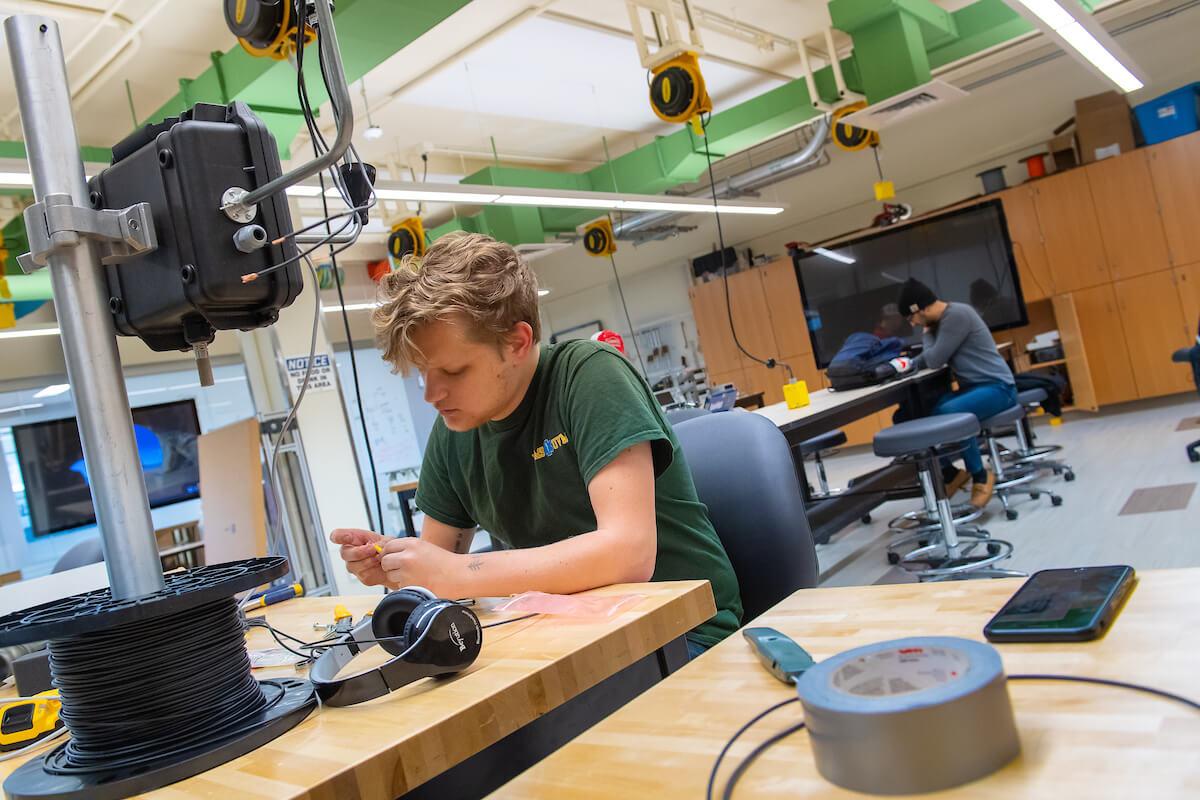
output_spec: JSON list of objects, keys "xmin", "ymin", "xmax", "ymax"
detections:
[{"xmin": 310, "ymin": 587, "xmax": 482, "ymax": 707}]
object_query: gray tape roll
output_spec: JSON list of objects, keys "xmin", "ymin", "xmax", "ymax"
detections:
[{"xmin": 795, "ymin": 636, "xmax": 1019, "ymax": 795}]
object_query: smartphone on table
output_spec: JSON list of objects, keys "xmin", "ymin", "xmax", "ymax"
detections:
[{"xmin": 983, "ymin": 565, "xmax": 1136, "ymax": 643}]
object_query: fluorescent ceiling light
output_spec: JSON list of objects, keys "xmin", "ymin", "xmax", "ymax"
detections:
[
  {"xmin": 323, "ymin": 302, "xmax": 378, "ymax": 313},
  {"xmin": 289, "ymin": 181, "xmax": 786, "ymax": 215},
  {"xmin": 363, "ymin": 124, "xmax": 384, "ymax": 140},
  {"xmin": 0, "ymin": 326, "xmax": 60, "ymax": 339},
  {"xmin": 285, "ymin": 184, "xmax": 324, "ymax": 197},
  {"xmin": 1007, "ymin": 0, "xmax": 1144, "ymax": 93},
  {"xmin": 538, "ymin": 288, "xmax": 551, "ymax": 297},
  {"xmin": 813, "ymin": 247, "xmax": 855, "ymax": 264},
  {"xmin": 0, "ymin": 403, "xmax": 42, "ymax": 414},
  {"xmin": 1055, "ymin": 22, "xmax": 1143, "ymax": 93},
  {"xmin": 498, "ymin": 194, "xmax": 623, "ymax": 209},
  {"xmin": 0, "ymin": 172, "xmax": 33, "ymax": 186},
  {"xmin": 34, "ymin": 383, "xmax": 70, "ymax": 398}
]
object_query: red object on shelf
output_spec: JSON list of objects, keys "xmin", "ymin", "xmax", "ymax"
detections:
[
  {"xmin": 1021, "ymin": 153, "xmax": 1048, "ymax": 179},
  {"xmin": 591, "ymin": 329, "xmax": 626, "ymax": 354},
  {"xmin": 367, "ymin": 259, "xmax": 391, "ymax": 283}
]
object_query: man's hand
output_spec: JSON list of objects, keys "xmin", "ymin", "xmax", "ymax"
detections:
[
  {"xmin": 330, "ymin": 528, "xmax": 390, "ymax": 588},
  {"xmin": 379, "ymin": 537, "xmax": 466, "ymax": 597}
]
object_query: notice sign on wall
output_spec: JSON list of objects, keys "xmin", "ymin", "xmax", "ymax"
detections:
[{"xmin": 286, "ymin": 353, "xmax": 335, "ymax": 398}]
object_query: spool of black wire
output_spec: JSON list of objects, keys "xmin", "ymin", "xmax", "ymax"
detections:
[{"xmin": 0, "ymin": 557, "xmax": 317, "ymax": 800}]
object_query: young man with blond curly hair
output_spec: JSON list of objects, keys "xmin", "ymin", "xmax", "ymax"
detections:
[{"xmin": 330, "ymin": 233, "xmax": 741, "ymax": 655}]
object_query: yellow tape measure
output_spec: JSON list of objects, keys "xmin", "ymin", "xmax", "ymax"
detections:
[{"xmin": 0, "ymin": 691, "xmax": 62, "ymax": 752}]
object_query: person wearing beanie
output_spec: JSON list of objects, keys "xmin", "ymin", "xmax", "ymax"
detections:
[{"xmin": 898, "ymin": 278, "xmax": 1016, "ymax": 508}]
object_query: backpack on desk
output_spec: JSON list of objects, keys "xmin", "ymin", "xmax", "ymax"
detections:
[{"xmin": 826, "ymin": 333, "xmax": 904, "ymax": 391}]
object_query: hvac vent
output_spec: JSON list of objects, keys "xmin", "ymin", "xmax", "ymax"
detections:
[{"xmin": 838, "ymin": 80, "xmax": 968, "ymax": 131}]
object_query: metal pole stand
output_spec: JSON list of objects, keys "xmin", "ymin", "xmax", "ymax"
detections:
[{"xmin": 0, "ymin": 17, "xmax": 316, "ymax": 799}]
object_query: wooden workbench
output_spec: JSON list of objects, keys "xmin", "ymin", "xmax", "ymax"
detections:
[
  {"xmin": 0, "ymin": 580, "xmax": 715, "ymax": 799},
  {"xmin": 492, "ymin": 568, "xmax": 1200, "ymax": 799}
]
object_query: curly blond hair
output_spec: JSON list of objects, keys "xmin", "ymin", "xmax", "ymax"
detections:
[{"xmin": 372, "ymin": 232, "xmax": 541, "ymax": 373}]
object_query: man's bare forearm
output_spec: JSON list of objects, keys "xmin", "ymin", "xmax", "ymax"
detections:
[{"xmin": 445, "ymin": 528, "xmax": 655, "ymax": 598}]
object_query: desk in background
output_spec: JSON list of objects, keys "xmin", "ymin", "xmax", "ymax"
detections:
[
  {"xmin": 390, "ymin": 479, "xmax": 419, "ymax": 537},
  {"xmin": 0, "ymin": 581, "xmax": 715, "ymax": 799},
  {"xmin": 493, "ymin": 567, "xmax": 1200, "ymax": 799},
  {"xmin": 755, "ymin": 367, "xmax": 952, "ymax": 543}
]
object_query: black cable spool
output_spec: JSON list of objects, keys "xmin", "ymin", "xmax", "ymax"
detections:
[
  {"xmin": 223, "ymin": 0, "xmax": 286, "ymax": 47},
  {"xmin": 650, "ymin": 66, "xmax": 697, "ymax": 122},
  {"xmin": 0, "ymin": 557, "xmax": 317, "ymax": 800},
  {"xmin": 583, "ymin": 225, "xmax": 611, "ymax": 256},
  {"xmin": 388, "ymin": 227, "xmax": 418, "ymax": 260}
]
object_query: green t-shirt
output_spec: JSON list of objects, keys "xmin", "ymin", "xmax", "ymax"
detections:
[{"xmin": 414, "ymin": 340, "xmax": 742, "ymax": 647}]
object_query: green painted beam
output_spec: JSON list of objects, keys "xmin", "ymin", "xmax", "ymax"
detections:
[
  {"xmin": 0, "ymin": 140, "xmax": 111, "ymax": 164},
  {"xmin": 928, "ymin": 0, "xmax": 1033, "ymax": 69},
  {"xmin": 830, "ymin": 0, "xmax": 953, "ymax": 103}
]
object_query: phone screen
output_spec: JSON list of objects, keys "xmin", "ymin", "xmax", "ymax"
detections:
[{"xmin": 987, "ymin": 566, "xmax": 1132, "ymax": 632}]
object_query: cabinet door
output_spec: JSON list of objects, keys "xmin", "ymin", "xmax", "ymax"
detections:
[
  {"xmin": 759, "ymin": 259, "xmax": 812, "ymax": 356},
  {"xmin": 1032, "ymin": 170, "xmax": 1111, "ymax": 293},
  {"xmin": 780, "ymin": 351, "xmax": 823, "ymax": 393},
  {"xmin": 726, "ymin": 269, "xmax": 780, "ymax": 370},
  {"xmin": 1052, "ymin": 294, "xmax": 1099, "ymax": 412},
  {"xmin": 1114, "ymin": 270, "xmax": 1195, "ymax": 398},
  {"xmin": 997, "ymin": 186, "xmax": 1054, "ymax": 301},
  {"xmin": 1176, "ymin": 263, "xmax": 1200, "ymax": 338},
  {"xmin": 1086, "ymin": 150, "xmax": 1171, "ymax": 279},
  {"xmin": 689, "ymin": 279, "xmax": 741, "ymax": 375},
  {"xmin": 743, "ymin": 361, "xmax": 785, "ymax": 406},
  {"xmin": 1147, "ymin": 131, "xmax": 1200, "ymax": 267},
  {"xmin": 1070, "ymin": 284, "xmax": 1139, "ymax": 406}
]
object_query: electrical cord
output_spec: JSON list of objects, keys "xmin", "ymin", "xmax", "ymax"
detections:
[
  {"xmin": 712, "ymin": 674, "xmax": 1200, "ymax": 799},
  {"xmin": 45, "ymin": 598, "xmax": 273, "ymax": 775},
  {"xmin": 481, "ymin": 613, "xmax": 538, "ymax": 629},
  {"xmin": 605, "ymin": 250, "xmax": 648, "ymax": 376},
  {"xmin": 698, "ymin": 115, "xmax": 793, "ymax": 382},
  {"xmin": 0, "ymin": 726, "xmax": 69, "ymax": 763},
  {"xmin": 317, "ymin": 168, "xmax": 387, "ymax": 535}
]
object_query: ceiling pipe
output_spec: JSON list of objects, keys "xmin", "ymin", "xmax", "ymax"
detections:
[{"xmin": 612, "ymin": 112, "xmax": 831, "ymax": 238}]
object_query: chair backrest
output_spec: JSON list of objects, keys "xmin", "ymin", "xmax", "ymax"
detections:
[
  {"xmin": 52, "ymin": 537, "xmax": 105, "ymax": 573},
  {"xmin": 664, "ymin": 406, "xmax": 709, "ymax": 427},
  {"xmin": 674, "ymin": 411, "xmax": 819, "ymax": 622}
]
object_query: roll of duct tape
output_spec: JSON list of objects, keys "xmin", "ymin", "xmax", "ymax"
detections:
[{"xmin": 795, "ymin": 637, "xmax": 1019, "ymax": 795}]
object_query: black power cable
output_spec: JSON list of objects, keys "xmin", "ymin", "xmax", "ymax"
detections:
[
  {"xmin": 698, "ymin": 116, "xmax": 793, "ymax": 382},
  {"xmin": 46, "ymin": 598, "xmax": 272, "ymax": 774},
  {"xmin": 605, "ymin": 250, "xmax": 648, "ymax": 376}
]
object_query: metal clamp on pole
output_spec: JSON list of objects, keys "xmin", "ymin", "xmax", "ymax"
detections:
[{"xmin": 17, "ymin": 193, "xmax": 157, "ymax": 273}]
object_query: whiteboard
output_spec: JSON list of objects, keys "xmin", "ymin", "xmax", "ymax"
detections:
[{"xmin": 333, "ymin": 347, "xmax": 422, "ymax": 478}]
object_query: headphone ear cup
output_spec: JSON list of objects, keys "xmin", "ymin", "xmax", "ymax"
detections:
[
  {"xmin": 402, "ymin": 599, "xmax": 450, "ymax": 659},
  {"xmin": 403, "ymin": 602, "xmax": 483, "ymax": 668},
  {"xmin": 372, "ymin": 589, "xmax": 431, "ymax": 657}
]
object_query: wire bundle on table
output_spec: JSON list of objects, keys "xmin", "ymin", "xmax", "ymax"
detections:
[{"xmin": 45, "ymin": 597, "xmax": 271, "ymax": 775}]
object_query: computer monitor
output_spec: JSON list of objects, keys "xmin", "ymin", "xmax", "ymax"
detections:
[
  {"xmin": 13, "ymin": 399, "xmax": 202, "ymax": 536},
  {"xmin": 793, "ymin": 199, "xmax": 1028, "ymax": 369}
]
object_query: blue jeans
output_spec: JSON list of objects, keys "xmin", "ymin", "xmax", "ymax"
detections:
[
  {"xmin": 685, "ymin": 636, "xmax": 710, "ymax": 660},
  {"xmin": 932, "ymin": 382, "xmax": 1017, "ymax": 476}
]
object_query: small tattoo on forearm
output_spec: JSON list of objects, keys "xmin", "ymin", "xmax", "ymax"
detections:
[{"xmin": 468, "ymin": 557, "xmax": 483, "ymax": 572}]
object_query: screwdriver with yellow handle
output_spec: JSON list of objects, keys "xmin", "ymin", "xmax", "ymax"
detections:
[{"xmin": 245, "ymin": 583, "xmax": 304, "ymax": 609}]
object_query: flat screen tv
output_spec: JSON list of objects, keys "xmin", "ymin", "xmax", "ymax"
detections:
[
  {"xmin": 793, "ymin": 199, "xmax": 1027, "ymax": 369},
  {"xmin": 13, "ymin": 399, "xmax": 202, "ymax": 536}
]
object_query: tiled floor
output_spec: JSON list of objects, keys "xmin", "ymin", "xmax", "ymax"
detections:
[{"xmin": 813, "ymin": 394, "xmax": 1200, "ymax": 587}]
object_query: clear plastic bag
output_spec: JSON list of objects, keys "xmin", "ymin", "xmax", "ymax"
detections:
[{"xmin": 492, "ymin": 591, "xmax": 645, "ymax": 619}]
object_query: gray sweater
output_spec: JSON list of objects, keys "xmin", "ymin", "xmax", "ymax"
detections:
[{"xmin": 914, "ymin": 303, "xmax": 1014, "ymax": 387}]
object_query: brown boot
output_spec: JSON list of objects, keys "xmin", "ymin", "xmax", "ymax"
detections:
[
  {"xmin": 970, "ymin": 470, "xmax": 996, "ymax": 509},
  {"xmin": 946, "ymin": 469, "xmax": 970, "ymax": 497}
]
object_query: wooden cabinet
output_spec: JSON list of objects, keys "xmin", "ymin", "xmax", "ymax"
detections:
[
  {"xmin": 1051, "ymin": 294, "xmax": 1099, "ymax": 412},
  {"xmin": 1147, "ymin": 131, "xmax": 1200, "ymax": 268},
  {"xmin": 1069, "ymin": 284, "xmax": 1139, "ymax": 406},
  {"xmin": 759, "ymin": 258, "xmax": 812, "ymax": 356},
  {"xmin": 1114, "ymin": 270, "xmax": 1195, "ymax": 398},
  {"xmin": 1086, "ymin": 150, "xmax": 1171, "ymax": 279},
  {"xmin": 689, "ymin": 278, "xmax": 742, "ymax": 375},
  {"xmin": 997, "ymin": 186, "xmax": 1054, "ymax": 301},
  {"xmin": 1032, "ymin": 169, "xmax": 1111, "ymax": 293},
  {"xmin": 1176, "ymin": 263, "xmax": 1200, "ymax": 337},
  {"xmin": 726, "ymin": 269, "xmax": 780, "ymax": 370}
]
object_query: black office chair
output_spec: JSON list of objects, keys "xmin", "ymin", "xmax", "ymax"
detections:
[
  {"xmin": 1173, "ymin": 341, "xmax": 1200, "ymax": 463},
  {"xmin": 52, "ymin": 537, "xmax": 105, "ymax": 573},
  {"xmin": 673, "ymin": 411, "xmax": 819, "ymax": 621}
]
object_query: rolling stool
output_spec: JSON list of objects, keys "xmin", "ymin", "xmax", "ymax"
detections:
[
  {"xmin": 874, "ymin": 414, "xmax": 1022, "ymax": 581},
  {"xmin": 797, "ymin": 429, "xmax": 847, "ymax": 499},
  {"xmin": 1003, "ymin": 388, "xmax": 1075, "ymax": 481},
  {"xmin": 981, "ymin": 405, "xmax": 1063, "ymax": 520}
]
